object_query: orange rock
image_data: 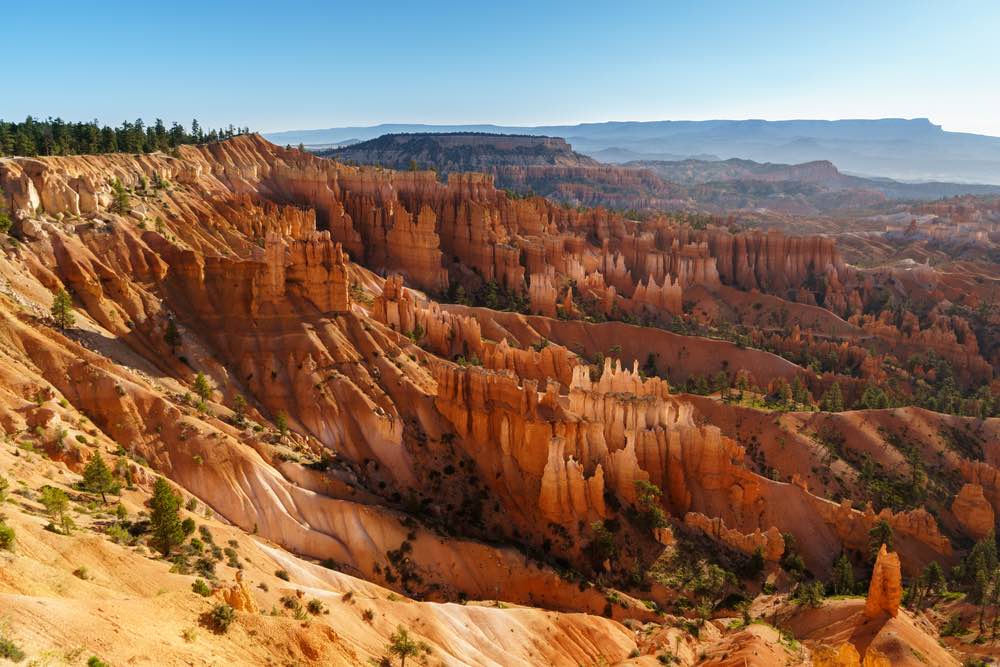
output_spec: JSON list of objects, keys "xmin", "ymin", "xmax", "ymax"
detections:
[
  {"xmin": 220, "ymin": 570, "xmax": 259, "ymax": 613},
  {"xmin": 813, "ymin": 642, "xmax": 861, "ymax": 667},
  {"xmin": 953, "ymin": 483, "xmax": 995, "ymax": 540},
  {"xmin": 864, "ymin": 544, "xmax": 902, "ymax": 619}
]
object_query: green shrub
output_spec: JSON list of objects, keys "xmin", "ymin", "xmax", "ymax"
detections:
[
  {"xmin": 208, "ymin": 604, "xmax": 235, "ymax": 633},
  {"xmin": 87, "ymin": 657, "xmax": 109, "ymax": 667},
  {"xmin": 0, "ymin": 520, "xmax": 14, "ymax": 551},
  {"xmin": 275, "ymin": 569, "xmax": 290, "ymax": 581},
  {"xmin": 306, "ymin": 598, "xmax": 325, "ymax": 615},
  {"xmin": 192, "ymin": 578, "xmax": 212, "ymax": 596},
  {"xmin": 0, "ymin": 630, "xmax": 25, "ymax": 662},
  {"xmin": 105, "ymin": 523, "xmax": 132, "ymax": 545}
]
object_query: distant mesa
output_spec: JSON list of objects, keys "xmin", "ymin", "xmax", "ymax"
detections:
[
  {"xmin": 319, "ymin": 131, "xmax": 1000, "ymax": 214},
  {"xmin": 266, "ymin": 117, "xmax": 1000, "ymax": 184}
]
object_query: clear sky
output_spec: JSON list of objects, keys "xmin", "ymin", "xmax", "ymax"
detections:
[{"xmin": 7, "ymin": 1, "xmax": 1000, "ymax": 136}]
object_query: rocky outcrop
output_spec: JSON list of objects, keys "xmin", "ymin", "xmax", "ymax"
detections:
[
  {"xmin": 538, "ymin": 437, "xmax": 606, "ymax": 523},
  {"xmin": 220, "ymin": 570, "xmax": 259, "ymax": 613},
  {"xmin": 528, "ymin": 272, "xmax": 558, "ymax": 317},
  {"xmin": 684, "ymin": 512, "xmax": 784, "ymax": 561},
  {"xmin": 952, "ymin": 483, "xmax": 995, "ymax": 540},
  {"xmin": 865, "ymin": 545, "xmax": 902, "ymax": 619}
]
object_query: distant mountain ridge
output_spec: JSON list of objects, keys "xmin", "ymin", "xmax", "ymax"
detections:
[
  {"xmin": 265, "ymin": 118, "xmax": 1000, "ymax": 184},
  {"xmin": 629, "ymin": 158, "xmax": 1000, "ymax": 200},
  {"xmin": 315, "ymin": 132, "xmax": 1000, "ymax": 214}
]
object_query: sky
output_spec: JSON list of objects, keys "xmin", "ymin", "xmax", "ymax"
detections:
[{"xmin": 6, "ymin": 1, "xmax": 1000, "ymax": 136}]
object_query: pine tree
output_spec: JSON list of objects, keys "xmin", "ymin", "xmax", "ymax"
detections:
[
  {"xmin": 832, "ymin": 552, "xmax": 854, "ymax": 595},
  {"xmin": 387, "ymin": 625, "xmax": 429, "ymax": 667},
  {"xmin": 233, "ymin": 394, "xmax": 247, "ymax": 425},
  {"xmin": 821, "ymin": 382, "xmax": 844, "ymax": 412},
  {"xmin": 164, "ymin": 318, "xmax": 181, "ymax": 352},
  {"xmin": 777, "ymin": 378, "xmax": 793, "ymax": 407},
  {"xmin": 0, "ymin": 187, "xmax": 11, "ymax": 235},
  {"xmin": 50, "ymin": 287, "xmax": 75, "ymax": 329},
  {"xmin": 149, "ymin": 477, "xmax": 184, "ymax": 556},
  {"xmin": 860, "ymin": 383, "xmax": 889, "ymax": 410},
  {"xmin": 791, "ymin": 375, "xmax": 811, "ymax": 406},
  {"xmin": 193, "ymin": 372, "xmax": 212, "ymax": 402},
  {"xmin": 81, "ymin": 452, "xmax": 117, "ymax": 504},
  {"xmin": 110, "ymin": 177, "xmax": 131, "ymax": 214},
  {"xmin": 40, "ymin": 485, "xmax": 73, "ymax": 534},
  {"xmin": 868, "ymin": 519, "xmax": 894, "ymax": 562},
  {"xmin": 274, "ymin": 411, "xmax": 289, "ymax": 437}
]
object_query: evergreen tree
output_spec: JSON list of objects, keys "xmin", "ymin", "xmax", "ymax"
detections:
[
  {"xmin": 110, "ymin": 177, "xmax": 131, "ymax": 214},
  {"xmin": 859, "ymin": 382, "xmax": 889, "ymax": 410},
  {"xmin": 633, "ymin": 480, "xmax": 668, "ymax": 531},
  {"xmin": 40, "ymin": 485, "xmax": 73, "ymax": 534},
  {"xmin": 919, "ymin": 560, "xmax": 946, "ymax": 608},
  {"xmin": 791, "ymin": 375, "xmax": 812, "ymax": 405},
  {"xmin": 50, "ymin": 287, "xmax": 75, "ymax": 330},
  {"xmin": 868, "ymin": 519, "xmax": 894, "ymax": 562},
  {"xmin": 0, "ymin": 187, "xmax": 11, "ymax": 235},
  {"xmin": 164, "ymin": 318, "xmax": 181, "ymax": 352},
  {"xmin": 777, "ymin": 378, "xmax": 793, "ymax": 407},
  {"xmin": 274, "ymin": 411, "xmax": 289, "ymax": 436},
  {"xmin": 193, "ymin": 372, "xmax": 212, "ymax": 402},
  {"xmin": 387, "ymin": 625, "xmax": 430, "ymax": 667},
  {"xmin": 821, "ymin": 382, "xmax": 844, "ymax": 412},
  {"xmin": 232, "ymin": 394, "xmax": 247, "ymax": 425},
  {"xmin": 149, "ymin": 477, "xmax": 184, "ymax": 556},
  {"xmin": 81, "ymin": 452, "xmax": 118, "ymax": 504},
  {"xmin": 832, "ymin": 552, "xmax": 854, "ymax": 595}
]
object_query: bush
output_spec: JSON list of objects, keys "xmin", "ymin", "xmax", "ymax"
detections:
[
  {"xmin": 106, "ymin": 523, "xmax": 132, "ymax": 545},
  {"xmin": 0, "ymin": 629, "xmax": 25, "ymax": 662},
  {"xmin": 275, "ymin": 569, "xmax": 290, "ymax": 581},
  {"xmin": 87, "ymin": 657, "xmax": 109, "ymax": 667},
  {"xmin": 306, "ymin": 598, "xmax": 325, "ymax": 615},
  {"xmin": 792, "ymin": 580, "xmax": 825, "ymax": 607},
  {"xmin": 208, "ymin": 603, "xmax": 235, "ymax": 633},
  {"xmin": 192, "ymin": 578, "xmax": 212, "ymax": 596},
  {"xmin": 0, "ymin": 520, "xmax": 14, "ymax": 551}
]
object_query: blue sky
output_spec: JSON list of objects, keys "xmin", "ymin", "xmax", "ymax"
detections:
[{"xmin": 7, "ymin": 1, "xmax": 1000, "ymax": 135}]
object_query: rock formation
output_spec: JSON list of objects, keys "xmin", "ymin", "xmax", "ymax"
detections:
[
  {"xmin": 952, "ymin": 483, "xmax": 996, "ymax": 540},
  {"xmin": 864, "ymin": 545, "xmax": 902, "ymax": 619},
  {"xmin": 683, "ymin": 512, "xmax": 784, "ymax": 561}
]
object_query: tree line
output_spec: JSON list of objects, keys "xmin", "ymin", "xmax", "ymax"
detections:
[{"xmin": 0, "ymin": 117, "xmax": 252, "ymax": 157}]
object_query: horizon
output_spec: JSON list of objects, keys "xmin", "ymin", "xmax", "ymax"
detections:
[
  {"xmin": 7, "ymin": 1, "xmax": 1000, "ymax": 136},
  {"xmin": 261, "ymin": 116, "xmax": 996, "ymax": 138}
]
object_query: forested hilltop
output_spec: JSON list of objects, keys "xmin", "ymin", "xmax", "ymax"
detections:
[{"xmin": 0, "ymin": 117, "xmax": 251, "ymax": 157}]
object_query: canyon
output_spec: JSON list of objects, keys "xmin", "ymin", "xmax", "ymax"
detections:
[{"xmin": 0, "ymin": 133, "xmax": 998, "ymax": 665}]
